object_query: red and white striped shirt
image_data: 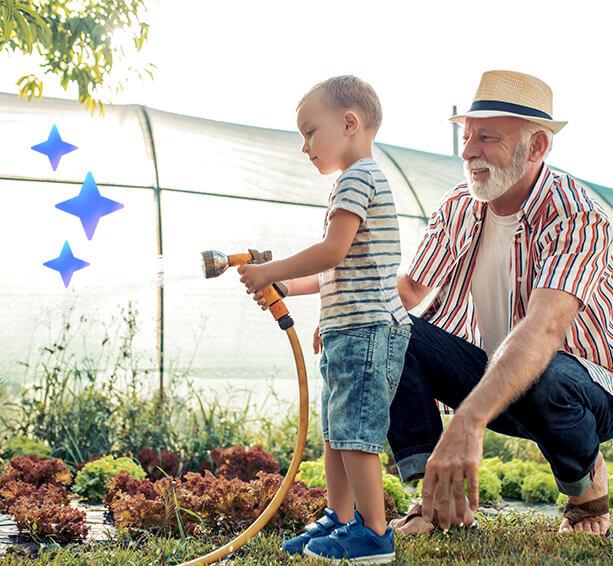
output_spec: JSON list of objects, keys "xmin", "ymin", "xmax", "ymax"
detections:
[{"xmin": 408, "ymin": 164, "xmax": 613, "ymax": 395}]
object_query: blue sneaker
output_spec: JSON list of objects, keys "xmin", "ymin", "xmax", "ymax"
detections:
[
  {"xmin": 304, "ymin": 510, "xmax": 395, "ymax": 564},
  {"xmin": 281, "ymin": 507, "xmax": 344, "ymax": 555}
]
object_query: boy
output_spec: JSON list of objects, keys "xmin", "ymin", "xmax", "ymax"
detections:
[{"xmin": 238, "ymin": 75, "xmax": 410, "ymax": 564}]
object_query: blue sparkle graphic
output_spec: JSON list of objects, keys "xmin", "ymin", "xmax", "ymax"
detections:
[
  {"xmin": 31, "ymin": 125, "xmax": 78, "ymax": 171},
  {"xmin": 43, "ymin": 241, "xmax": 90, "ymax": 287},
  {"xmin": 55, "ymin": 172, "xmax": 124, "ymax": 240}
]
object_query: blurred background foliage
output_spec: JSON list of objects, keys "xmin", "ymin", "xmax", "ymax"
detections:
[{"xmin": 0, "ymin": 0, "xmax": 154, "ymax": 112}]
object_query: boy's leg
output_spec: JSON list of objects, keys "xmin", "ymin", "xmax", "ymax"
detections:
[
  {"xmin": 305, "ymin": 324, "xmax": 406, "ymax": 560},
  {"xmin": 341, "ymin": 449, "xmax": 386, "ymax": 535},
  {"xmin": 324, "ymin": 441, "xmax": 355, "ymax": 523}
]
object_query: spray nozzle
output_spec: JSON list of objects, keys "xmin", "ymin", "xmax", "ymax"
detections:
[
  {"xmin": 201, "ymin": 249, "xmax": 272, "ymax": 279},
  {"xmin": 200, "ymin": 249, "xmax": 293, "ymax": 330}
]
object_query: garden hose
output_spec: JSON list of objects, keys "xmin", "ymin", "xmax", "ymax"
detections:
[
  {"xmin": 179, "ymin": 251, "xmax": 310, "ymax": 565},
  {"xmin": 178, "ymin": 327, "xmax": 308, "ymax": 566}
]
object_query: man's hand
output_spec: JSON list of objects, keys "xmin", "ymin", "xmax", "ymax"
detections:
[
  {"xmin": 238, "ymin": 263, "xmax": 274, "ymax": 294},
  {"xmin": 421, "ymin": 412, "xmax": 484, "ymax": 529}
]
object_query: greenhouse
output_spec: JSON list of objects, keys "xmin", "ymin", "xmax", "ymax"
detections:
[{"xmin": 1, "ymin": 92, "xmax": 612, "ymax": 396}]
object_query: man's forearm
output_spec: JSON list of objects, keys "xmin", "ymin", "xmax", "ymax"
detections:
[
  {"xmin": 456, "ymin": 289, "xmax": 579, "ymax": 427},
  {"xmin": 397, "ymin": 273, "xmax": 431, "ymax": 310},
  {"xmin": 456, "ymin": 320, "xmax": 556, "ymax": 427}
]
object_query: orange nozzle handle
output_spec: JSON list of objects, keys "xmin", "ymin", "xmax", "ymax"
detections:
[
  {"xmin": 227, "ymin": 253, "xmax": 254, "ymax": 267},
  {"xmin": 228, "ymin": 252, "xmax": 293, "ymax": 329},
  {"xmin": 261, "ymin": 285, "xmax": 289, "ymax": 321}
]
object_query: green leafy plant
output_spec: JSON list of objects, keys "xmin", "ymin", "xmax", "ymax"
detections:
[
  {"xmin": 73, "ymin": 455, "xmax": 145, "ymax": 502},
  {"xmin": 296, "ymin": 460, "xmax": 326, "ymax": 489},
  {"xmin": 481, "ymin": 456, "xmax": 505, "ymax": 479},
  {"xmin": 478, "ymin": 467, "xmax": 502, "ymax": 504},
  {"xmin": 499, "ymin": 459, "xmax": 538, "ymax": 499},
  {"xmin": 382, "ymin": 472, "xmax": 411, "ymax": 514},
  {"xmin": 521, "ymin": 471, "xmax": 559, "ymax": 503},
  {"xmin": 482, "ymin": 429, "xmax": 515, "ymax": 461},
  {"xmin": 295, "ymin": 457, "xmax": 409, "ymax": 514},
  {"xmin": 1, "ymin": 436, "xmax": 51, "ymax": 459}
]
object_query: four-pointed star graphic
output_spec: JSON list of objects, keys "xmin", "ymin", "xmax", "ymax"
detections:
[
  {"xmin": 43, "ymin": 241, "xmax": 90, "ymax": 287},
  {"xmin": 36, "ymin": 128, "xmax": 124, "ymax": 287},
  {"xmin": 31, "ymin": 125, "xmax": 78, "ymax": 171},
  {"xmin": 55, "ymin": 172, "xmax": 124, "ymax": 240}
]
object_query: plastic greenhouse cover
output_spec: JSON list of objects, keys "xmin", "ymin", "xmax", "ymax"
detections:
[{"xmin": 1, "ymin": 93, "xmax": 611, "ymax": 396}]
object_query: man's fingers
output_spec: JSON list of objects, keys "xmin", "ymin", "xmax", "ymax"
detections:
[
  {"xmin": 466, "ymin": 468, "xmax": 480, "ymax": 511},
  {"xmin": 421, "ymin": 468, "xmax": 438, "ymax": 523},
  {"xmin": 435, "ymin": 471, "xmax": 453, "ymax": 530},
  {"xmin": 452, "ymin": 469, "xmax": 467, "ymax": 524}
]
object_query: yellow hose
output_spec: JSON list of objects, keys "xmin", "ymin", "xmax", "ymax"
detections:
[{"xmin": 177, "ymin": 326, "xmax": 309, "ymax": 566}]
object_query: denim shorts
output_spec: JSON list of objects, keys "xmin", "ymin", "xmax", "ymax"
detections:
[{"xmin": 319, "ymin": 322, "xmax": 411, "ymax": 454}]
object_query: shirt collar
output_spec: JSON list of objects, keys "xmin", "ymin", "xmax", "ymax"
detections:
[{"xmin": 520, "ymin": 163, "xmax": 553, "ymax": 225}]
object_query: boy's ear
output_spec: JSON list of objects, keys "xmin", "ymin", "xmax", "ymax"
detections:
[{"xmin": 343, "ymin": 111, "xmax": 360, "ymax": 136}]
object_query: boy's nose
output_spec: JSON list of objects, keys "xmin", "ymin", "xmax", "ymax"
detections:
[{"xmin": 301, "ymin": 141, "xmax": 309, "ymax": 154}]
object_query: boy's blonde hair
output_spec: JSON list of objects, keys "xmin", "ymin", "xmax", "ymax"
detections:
[{"xmin": 298, "ymin": 75, "xmax": 382, "ymax": 133}]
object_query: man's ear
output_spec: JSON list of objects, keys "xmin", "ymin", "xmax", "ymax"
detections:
[
  {"xmin": 528, "ymin": 130, "xmax": 549, "ymax": 162},
  {"xmin": 343, "ymin": 111, "xmax": 360, "ymax": 136}
]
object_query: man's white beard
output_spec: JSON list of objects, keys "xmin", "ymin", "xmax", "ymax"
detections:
[{"xmin": 464, "ymin": 141, "xmax": 529, "ymax": 202}]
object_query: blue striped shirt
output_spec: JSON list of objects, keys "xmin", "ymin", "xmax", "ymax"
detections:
[
  {"xmin": 408, "ymin": 164, "xmax": 613, "ymax": 395},
  {"xmin": 319, "ymin": 158, "xmax": 410, "ymax": 332}
]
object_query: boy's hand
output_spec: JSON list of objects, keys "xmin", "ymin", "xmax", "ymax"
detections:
[
  {"xmin": 252, "ymin": 289, "xmax": 268, "ymax": 310},
  {"xmin": 238, "ymin": 263, "xmax": 274, "ymax": 294},
  {"xmin": 313, "ymin": 326, "xmax": 322, "ymax": 354}
]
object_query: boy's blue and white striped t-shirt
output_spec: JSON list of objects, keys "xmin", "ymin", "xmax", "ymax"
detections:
[{"xmin": 319, "ymin": 158, "xmax": 410, "ymax": 332}]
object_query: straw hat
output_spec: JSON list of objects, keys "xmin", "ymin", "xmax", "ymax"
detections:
[{"xmin": 449, "ymin": 70, "xmax": 567, "ymax": 134}]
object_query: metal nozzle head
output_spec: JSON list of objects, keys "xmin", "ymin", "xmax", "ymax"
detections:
[{"xmin": 201, "ymin": 250, "xmax": 229, "ymax": 278}]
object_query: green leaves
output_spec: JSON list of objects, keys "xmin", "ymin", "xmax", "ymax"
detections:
[
  {"xmin": 0, "ymin": 1, "xmax": 52, "ymax": 52},
  {"xmin": 0, "ymin": 0, "xmax": 154, "ymax": 113}
]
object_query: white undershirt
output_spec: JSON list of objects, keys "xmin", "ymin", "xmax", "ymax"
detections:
[{"xmin": 471, "ymin": 208, "xmax": 520, "ymax": 358}]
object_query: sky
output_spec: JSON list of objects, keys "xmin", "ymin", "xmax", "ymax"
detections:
[{"xmin": 1, "ymin": 0, "xmax": 613, "ymax": 189}]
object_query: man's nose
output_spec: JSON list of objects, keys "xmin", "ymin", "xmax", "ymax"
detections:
[{"xmin": 461, "ymin": 134, "xmax": 480, "ymax": 161}]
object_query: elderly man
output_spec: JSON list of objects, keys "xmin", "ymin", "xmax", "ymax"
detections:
[{"xmin": 388, "ymin": 70, "xmax": 613, "ymax": 537}]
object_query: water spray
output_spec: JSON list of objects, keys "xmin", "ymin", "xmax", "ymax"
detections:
[{"xmin": 176, "ymin": 249, "xmax": 309, "ymax": 566}]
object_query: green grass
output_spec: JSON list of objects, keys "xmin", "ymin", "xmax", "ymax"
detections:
[{"xmin": 2, "ymin": 513, "xmax": 612, "ymax": 565}]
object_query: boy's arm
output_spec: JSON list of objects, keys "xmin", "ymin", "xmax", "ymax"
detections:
[
  {"xmin": 286, "ymin": 274, "xmax": 320, "ymax": 296},
  {"xmin": 250, "ymin": 274, "xmax": 319, "ymax": 310},
  {"xmin": 238, "ymin": 209, "xmax": 361, "ymax": 292}
]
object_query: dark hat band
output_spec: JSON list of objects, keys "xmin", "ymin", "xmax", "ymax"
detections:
[{"xmin": 469, "ymin": 99, "xmax": 553, "ymax": 120}]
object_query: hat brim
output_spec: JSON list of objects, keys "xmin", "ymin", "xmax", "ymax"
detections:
[{"xmin": 449, "ymin": 111, "xmax": 567, "ymax": 134}]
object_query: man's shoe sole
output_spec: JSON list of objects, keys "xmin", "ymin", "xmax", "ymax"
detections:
[{"xmin": 303, "ymin": 548, "xmax": 395, "ymax": 564}]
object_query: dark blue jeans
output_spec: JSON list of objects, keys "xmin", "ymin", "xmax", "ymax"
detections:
[{"xmin": 388, "ymin": 315, "xmax": 613, "ymax": 496}]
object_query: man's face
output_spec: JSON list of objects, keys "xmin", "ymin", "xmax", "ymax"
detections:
[
  {"xmin": 297, "ymin": 93, "xmax": 347, "ymax": 175},
  {"xmin": 461, "ymin": 117, "xmax": 530, "ymax": 202}
]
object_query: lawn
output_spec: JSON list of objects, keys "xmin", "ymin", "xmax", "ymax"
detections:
[
  {"xmin": 1, "ymin": 512, "xmax": 612, "ymax": 566},
  {"xmin": 2, "ymin": 310, "xmax": 612, "ymax": 565}
]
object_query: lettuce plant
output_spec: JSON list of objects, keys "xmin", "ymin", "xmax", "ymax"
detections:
[{"xmin": 73, "ymin": 455, "xmax": 145, "ymax": 502}]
